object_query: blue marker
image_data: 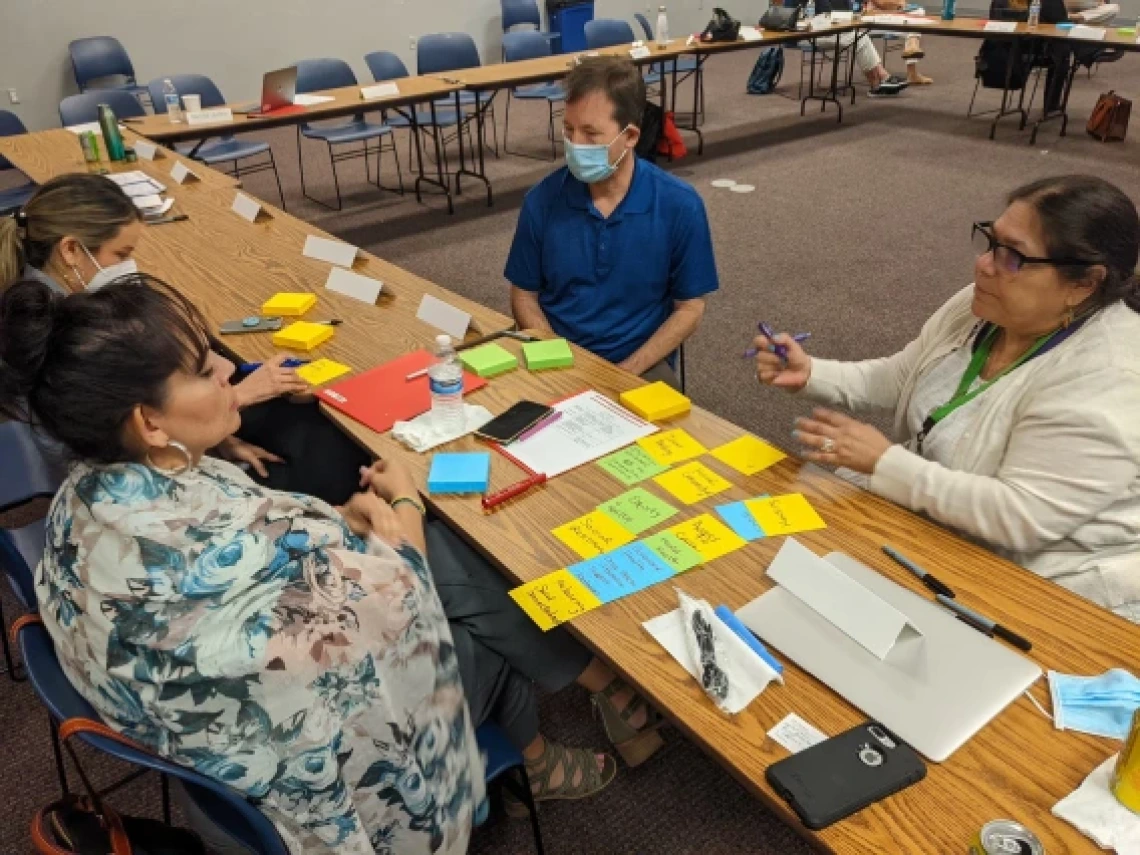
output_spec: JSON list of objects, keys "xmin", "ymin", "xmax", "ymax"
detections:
[
  {"xmin": 714, "ymin": 605, "xmax": 785, "ymax": 679},
  {"xmin": 239, "ymin": 358, "xmax": 310, "ymax": 373},
  {"xmin": 742, "ymin": 322, "xmax": 811, "ymax": 359}
]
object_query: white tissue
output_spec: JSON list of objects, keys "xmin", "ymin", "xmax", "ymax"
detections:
[
  {"xmin": 391, "ymin": 405, "xmax": 493, "ymax": 453},
  {"xmin": 1053, "ymin": 755, "xmax": 1140, "ymax": 854}
]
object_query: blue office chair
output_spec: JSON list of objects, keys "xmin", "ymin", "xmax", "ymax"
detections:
[
  {"xmin": 502, "ymin": 32, "xmax": 565, "ymax": 160},
  {"xmin": 477, "ymin": 722, "xmax": 545, "ymax": 854},
  {"xmin": 502, "ymin": 0, "xmax": 560, "ymax": 51},
  {"xmin": 417, "ymin": 33, "xmax": 500, "ymax": 157},
  {"xmin": 633, "ymin": 12, "xmax": 704, "ymax": 123},
  {"xmin": 147, "ymin": 75, "xmax": 285, "ymax": 209},
  {"xmin": 293, "ymin": 58, "xmax": 402, "ymax": 211},
  {"xmin": 68, "ymin": 37, "xmax": 150, "ymax": 105},
  {"xmin": 58, "ymin": 89, "xmax": 145, "ymax": 127},
  {"xmin": 15, "ymin": 615, "xmax": 291, "ymax": 853},
  {"xmin": 584, "ymin": 20, "xmax": 662, "ymax": 86},
  {"xmin": 0, "ymin": 111, "xmax": 36, "ymax": 215}
]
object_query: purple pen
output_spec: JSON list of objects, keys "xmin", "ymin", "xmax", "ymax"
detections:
[
  {"xmin": 742, "ymin": 325, "xmax": 811, "ymax": 359},
  {"xmin": 515, "ymin": 410, "xmax": 562, "ymax": 443}
]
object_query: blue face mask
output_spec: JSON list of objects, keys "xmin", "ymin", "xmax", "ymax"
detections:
[
  {"xmin": 1048, "ymin": 669, "xmax": 1140, "ymax": 740},
  {"xmin": 564, "ymin": 125, "xmax": 632, "ymax": 184}
]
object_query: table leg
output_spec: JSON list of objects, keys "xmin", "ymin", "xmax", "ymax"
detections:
[
  {"xmin": 801, "ymin": 34, "xmax": 843, "ymax": 122},
  {"xmin": 413, "ymin": 99, "xmax": 454, "ymax": 215},
  {"xmin": 454, "ymin": 89, "xmax": 493, "ymax": 207},
  {"xmin": 849, "ymin": 29, "xmax": 861, "ymax": 106},
  {"xmin": 989, "ymin": 36, "xmax": 1026, "ymax": 140},
  {"xmin": 1029, "ymin": 50, "xmax": 1078, "ymax": 145}
]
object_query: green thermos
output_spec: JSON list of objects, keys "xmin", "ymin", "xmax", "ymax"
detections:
[{"xmin": 97, "ymin": 104, "xmax": 126, "ymax": 162}]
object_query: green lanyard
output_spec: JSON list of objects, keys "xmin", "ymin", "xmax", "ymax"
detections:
[{"xmin": 916, "ymin": 326, "xmax": 1053, "ymax": 453}]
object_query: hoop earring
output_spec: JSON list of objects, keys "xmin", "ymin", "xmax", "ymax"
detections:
[
  {"xmin": 1062, "ymin": 308, "xmax": 1074, "ymax": 329},
  {"xmin": 146, "ymin": 440, "xmax": 192, "ymax": 476}
]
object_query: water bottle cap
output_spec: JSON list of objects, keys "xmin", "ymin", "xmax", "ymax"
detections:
[{"xmin": 435, "ymin": 334, "xmax": 452, "ymax": 348}]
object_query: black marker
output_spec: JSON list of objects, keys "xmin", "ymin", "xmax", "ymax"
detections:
[{"xmin": 883, "ymin": 545, "xmax": 956, "ymax": 599}]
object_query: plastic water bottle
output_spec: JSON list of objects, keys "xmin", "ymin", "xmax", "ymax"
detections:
[
  {"xmin": 428, "ymin": 334, "xmax": 465, "ymax": 435},
  {"xmin": 162, "ymin": 79, "xmax": 184, "ymax": 124},
  {"xmin": 805, "ymin": 0, "xmax": 816, "ymax": 20},
  {"xmin": 852, "ymin": 0, "xmax": 863, "ymax": 20},
  {"xmin": 1027, "ymin": 0, "xmax": 1041, "ymax": 28},
  {"xmin": 656, "ymin": 6, "xmax": 669, "ymax": 46}
]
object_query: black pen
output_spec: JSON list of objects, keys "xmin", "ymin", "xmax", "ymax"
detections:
[
  {"xmin": 883, "ymin": 545, "xmax": 956, "ymax": 599},
  {"xmin": 149, "ymin": 214, "xmax": 189, "ymax": 226},
  {"xmin": 936, "ymin": 594, "xmax": 1033, "ymax": 652}
]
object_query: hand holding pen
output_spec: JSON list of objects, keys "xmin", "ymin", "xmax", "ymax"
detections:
[{"xmin": 751, "ymin": 323, "xmax": 814, "ymax": 393}]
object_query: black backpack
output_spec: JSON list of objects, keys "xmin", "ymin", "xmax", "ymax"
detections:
[
  {"xmin": 747, "ymin": 47, "xmax": 785, "ymax": 95},
  {"xmin": 637, "ymin": 100, "xmax": 664, "ymax": 163}
]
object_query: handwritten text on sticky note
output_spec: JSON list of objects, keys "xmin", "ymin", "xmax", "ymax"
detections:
[
  {"xmin": 653, "ymin": 461, "xmax": 733, "ymax": 505},
  {"xmin": 570, "ymin": 543, "xmax": 677, "ymax": 603},
  {"xmin": 509, "ymin": 570, "xmax": 603, "ymax": 631},
  {"xmin": 668, "ymin": 514, "xmax": 748, "ymax": 562},
  {"xmin": 599, "ymin": 488, "xmax": 678, "ymax": 535},
  {"xmin": 637, "ymin": 429, "xmax": 707, "ymax": 466},
  {"xmin": 642, "ymin": 530, "xmax": 705, "ymax": 572},
  {"xmin": 552, "ymin": 510, "xmax": 636, "ymax": 559},
  {"xmin": 745, "ymin": 493, "xmax": 826, "ymax": 537},
  {"xmin": 597, "ymin": 445, "xmax": 669, "ymax": 485}
]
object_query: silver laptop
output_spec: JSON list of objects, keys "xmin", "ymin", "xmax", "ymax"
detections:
[
  {"xmin": 737, "ymin": 552, "xmax": 1042, "ymax": 762},
  {"xmin": 232, "ymin": 66, "xmax": 298, "ymax": 115}
]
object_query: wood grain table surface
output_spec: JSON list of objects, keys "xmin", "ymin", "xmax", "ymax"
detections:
[{"xmin": 9, "ymin": 121, "xmax": 1140, "ymax": 855}]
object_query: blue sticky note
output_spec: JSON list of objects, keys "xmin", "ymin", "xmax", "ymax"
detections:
[
  {"xmin": 715, "ymin": 500, "xmax": 767, "ymax": 541},
  {"xmin": 569, "ymin": 542, "xmax": 677, "ymax": 604},
  {"xmin": 427, "ymin": 452, "xmax": 491, "ymax": 494}
]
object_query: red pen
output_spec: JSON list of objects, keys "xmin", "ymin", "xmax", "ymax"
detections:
[
  {"xmin": 482, "ymin": 473, "xmax": 547, "ymax": 512},
  {"xmin": 515, "ymin": 410, "xmax": 563, "ymax": 444}
]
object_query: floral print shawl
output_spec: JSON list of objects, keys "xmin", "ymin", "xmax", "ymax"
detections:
[{"xmin": 36, "ymin": 456, "xmax": 484, "ymax": 854}]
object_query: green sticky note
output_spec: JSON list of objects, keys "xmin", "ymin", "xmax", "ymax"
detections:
[
  {"xmin": 459, "ymin": 343, "xmax": 518, "ymax": 378},
  {"xmin": 642, "ymin": 530, "xmax": 704, "ymax": 573},
  {"xmin": 599, "ymin": 487, "xmax": 679, "ymax": 535},
  {"xmin": 522, "ymin": 338, "xmax": 575, "ymax": 370},
  {"xmin": 1117, "ymin": 26, "xmax": 1136, "ymax": 33},
  {"xmin": 597, "ymin": 445, "xmax": 669, "ymax": 486}
]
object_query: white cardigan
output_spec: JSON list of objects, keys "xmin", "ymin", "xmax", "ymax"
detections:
[{"xmin": 801, "ymin": 285, "xmax": 1140, "ymax": 622}]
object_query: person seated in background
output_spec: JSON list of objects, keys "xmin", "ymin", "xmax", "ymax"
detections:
[
  {"xmin": 809, "ymin": 0, "xmax": 912, "ymax": 93},
  {"xmin": 0, "ymin": 275, "xmax": 672, "ymax": 849},
  {"xmin": 865, "ymin": 0, "xmax": 935, "ymax": 85},
  {"xmin": 0, "ymin": 174, "xmax": 370, "ymax": 504},
  {"xmin": 989, "ymin": 0, "xmax": 1090, "ymax": 114},
  {"xmin": 506, "ymin": 56, "xmax": 719, "ymax": 389},
  {"xmin": 1063, "ymin": 0, "xmax": 1119, "ymax": 24},
  {"xmin": 755, "ymin": 175, "xmax": 1140, "ymax": 621}
]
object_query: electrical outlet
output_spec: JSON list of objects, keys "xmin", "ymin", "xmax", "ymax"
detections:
[
  {"xmin": 409, "ymin": 36, "xmax": 417, "ymax": 50},
  {"xmin": 6, "ymin": 89, "xmax": 17, "ymax": 105}
]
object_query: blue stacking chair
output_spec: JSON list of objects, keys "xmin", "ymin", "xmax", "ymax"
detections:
[
  {"xmin": 417, "ymin": 33, "xmax": 500, "ymax": 157},
  {"xmin": 502, "ymin": 0, "xmax": 560, "ymax": 52},
  {"xmin": 583, "ymin": 20, "xmax": 662, "ymax": 87},
  {"xmin": 58, "ymin": 90, "xmax": 145, "ymax": 127},
  {"xmin": 502, "ymin": 32, "xmax": 565, "ymax": 160},
  {"xmin": 147, "ymin": 75, "xmax": 285, "ymax": 209},
  {"xmin": 68, "ymin": 37, "xmax": 150, "ymax": 105},
  {"xmin": 476, "ymin": 722, "xmax": 545, "ymax": 854},
  {"xmin": 0, "ymin": 111, "xmax": 36, "ymax": 215},
  {"xmin": 634, "ymin": 12, "xmax": 704, "ymax": 123},
  {"xmin": 293, "ymin": 58, "xmax": 402, "ymax": 211}
]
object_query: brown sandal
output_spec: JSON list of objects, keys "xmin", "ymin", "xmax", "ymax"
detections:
[
  {"xmin": 591, "ymin": 679, "xmax": 666, "ymax": 767},
  {"xmin": 504, "ymin": 740, "xmax": 617, "ymax": 817}
]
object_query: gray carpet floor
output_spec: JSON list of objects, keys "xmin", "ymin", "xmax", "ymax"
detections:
[{"xmin": 3, "ymin": 34, "xmax": 1140, "ymax": 854}]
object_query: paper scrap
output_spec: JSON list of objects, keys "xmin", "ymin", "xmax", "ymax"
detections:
[
  {"xmin": 768, "ymin": 713, "xmax": 827, "ymax": 754},
  {"xmin": 642, "ymin": 531, "xmax": 705, "ymax": 573},
  {"xmin": 570, "ymin": 542, "xmax": 677, "ymax": 603},
  {"xmin": 599, "ymin": 487, "xmax": 679, "ymax": 535},
  {"xmin": 715, "ymin": 501, "xmax": 766, "ymax": 541},
  {"xmin": 712, "ymin": 436, "xmax": 787, "ymax": 476},
  {"xmin": 653, "ymin": 461, "xmax": 733, "ymax": 505},
  {"xmin": 553, "ymin": 510, "xmax": 636, "ymax": 559},
  {"xmin": 668, "ymin": 514, "xmax": 748, "ymax": 562},
  {"xmin": 296, "ymin": 359, "xmax": 351, "ymax": 386},
  {"xmin": 510, "ymin": 569, "xmax": 603, "ymax": 631},
  {"xmin": 597, "ymin": 445, "xmax": 669, "ymax": 485},
  {"xmin": 746, "ymin": 494, "xmax": 826, "ymax": 537},
  {"xmin": 638, "ymin": 429, "xmax": 708, "ymax": 466}
]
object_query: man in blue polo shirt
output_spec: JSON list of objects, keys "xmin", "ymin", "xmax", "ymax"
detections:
[{"xmin": 505, "ymin": 56, "xmax": 718, "ymax": 387}]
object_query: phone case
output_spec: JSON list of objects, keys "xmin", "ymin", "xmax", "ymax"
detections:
[
  {"xmin": 219, "ymin": 317, "xmax": 283, "ymax": 334},
  {"xmin": 766, "ymin": 722, "xmax": 926, "ymax": 830},
  {"xmin": 475, "ymin": 402, "xmax": 553, "ymax": 444}
]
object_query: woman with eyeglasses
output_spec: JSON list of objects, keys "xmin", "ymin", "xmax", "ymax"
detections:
[{"xmin": 755, "ymin": 175, "xmax": 1140, "ymax": 621}]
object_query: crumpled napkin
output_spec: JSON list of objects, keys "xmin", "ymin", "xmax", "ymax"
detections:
[
  {"xmin": 1053, "ymin": 755, "xmax": 1140, "ymax": 854},
  {"xmin": 391, "ymin": 405, "xmax": 493, "ymax": 453}
]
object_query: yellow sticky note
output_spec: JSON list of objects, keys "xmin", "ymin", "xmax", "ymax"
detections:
[
  {"xmin": 552, "ymin": 510, "xmax": 636, "ymax": 559},
  {"xmin": 272, "ymin": 321, "xmax": 335, "ymax": 352},
  {"xmin": 710, "ymin": 435, "xmax": 787, "ymax": 476},
  {"xmin": 637, "ymin": 429, "xmax": 707, "ymax": 466},
  {"xmin": 296, "ymin": 358, "xmax": 351, "ymax": 386},
  {"xmin": 620, "ymin": 382, "xmax": 691, "ymax": 422},
  {"xmin": 667, "ymin": 514, "xmax": 747, "ymax": 562},
  {"xmin": 509, "ymin": 569, "xmax": 603, "ymax": 631},
  {"xmin": 653, "ymin": 461, "xmax": 733, "ymax": 505},
  {"xmin": 745, "ymin": 493, "xmax": 827, "ymax": 536},
  {"xmin": 262, "ymin": 292, "xmax": 317, "ymax": 316}
]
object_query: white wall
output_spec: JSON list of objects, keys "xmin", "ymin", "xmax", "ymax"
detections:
[{"xmin": 1, "ymin": 0, "xmax": 770, "ymax": 132}]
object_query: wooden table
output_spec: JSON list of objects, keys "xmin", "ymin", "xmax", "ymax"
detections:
[{"xmin": 13, "ymin": 126, "xmax": 1140, "ymax": 855}]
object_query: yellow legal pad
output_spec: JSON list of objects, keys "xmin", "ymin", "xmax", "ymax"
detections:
[
  {"xmin": 261, "ymin": 292, "xmax": 317, "ymax": 316},
  {"xmin": 509, "ymin": 569, "xmax": 603, "ymax": 631},
  {"xmin": 619, "ymin": 381, "xmax": 691, "ymax": 422},
  {"xmin": 272, "ymin": 321, "xmax": 335, "ymax": 352},
  {"xmin": 745, "ymin": 493, "xmax": 827, "ymax": 536},
  {"xmin": 296, "ymin": 358, "xmax": 351, "ymax": 386},
  {"xmin": 552, "ymin": 510, "xmax": 636, "ymax": 559},
  {"xmin": 710, "ymin": 435, "xmax": 787, "ymax": 476}
]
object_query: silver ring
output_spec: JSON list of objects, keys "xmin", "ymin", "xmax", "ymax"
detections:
[{"xmin": 821, "ymin": 438, "xmax": 836, "ymax": 454}]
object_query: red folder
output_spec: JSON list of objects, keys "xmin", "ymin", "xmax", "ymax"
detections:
[{"xmin": 316, "ymin": 350, "xmax": 487, "ymax": 434}]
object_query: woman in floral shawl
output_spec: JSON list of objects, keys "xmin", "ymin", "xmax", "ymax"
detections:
[{"xmin": 0, "ymin": 274, "xmax": 633, "ymax": 854}]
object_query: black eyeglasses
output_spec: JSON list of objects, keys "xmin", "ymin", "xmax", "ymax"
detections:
[{"xmin": 972, "ymin": 222, "xmax": 1094, "ymax": 274}]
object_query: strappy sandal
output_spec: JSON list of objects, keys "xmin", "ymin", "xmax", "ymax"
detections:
[
  {"xmin": 503, "ymin": 741, "xmax": 617, "ymax": 817},
  {"xmin": 591, "ymin": 679, "xmax": 666, "ymax": 767}
]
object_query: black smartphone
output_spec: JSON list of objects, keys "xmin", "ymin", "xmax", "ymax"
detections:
[
  {"xmin": 766, "ymin": 722, "xmax": 926, "ymax": 830},
  {"xmin": 476, "ymin": 401, "xmax": 554, "ymax": 444}
]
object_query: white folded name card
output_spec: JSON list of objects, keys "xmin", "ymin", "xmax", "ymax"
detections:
[
  {"xmin": 629, "ymin": 45, "xmax": 652, "ymax": 59},
  {"xmin": 361, "ymin": 82, "xmax": 400, "ymax": 100},
  {"xmin": 326, "ymin": 267, "xmax": 382, "ymax": 305},
  {"xmin": 132, "ymin": 140, "xmax": 160, "ymax": 160},
  {"xmin": 416, "ymin": 293, "xmax": 471, "ymax": 340},
  {"xmin": 766, "ymin": 538, "xmax": 922, "ymax": 660},
  {"xmin": 303, "ymin": 235, "xmax": 358, "ymax": 268},
  {"xmin": 169, "ymin": 161, "xmax": 200, "ymax": 184},
  {"xmin": 232, "ymin": 192, "xmax": 266, "ymax": 223},
  {"xmin": 186, "ymin": 108, "xmax": 234, "ymax": 126},
  {"xmin": 1069, "ymin": 24, "xmax": 1107, "ymax": 39},
  {"xmin": 983, "ymin": 20, "xmax": 1019, "ymax": 31}
]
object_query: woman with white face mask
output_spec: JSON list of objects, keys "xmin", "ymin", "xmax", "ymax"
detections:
[{"xmin": 0, "ymin": 174, "xmax": 372, "ymax": 505}]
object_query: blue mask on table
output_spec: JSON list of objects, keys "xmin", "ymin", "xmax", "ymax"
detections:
[
  {"xmin": 563, "ymin": 126, "xmax": 631, "ymax": 184},
  {"xmin": 1048, "ymin": 669, "xmax": 1140, "ymax": 740}
]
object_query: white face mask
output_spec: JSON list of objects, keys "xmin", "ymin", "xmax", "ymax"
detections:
[{"xmin": 78, "ymin": 244, "xmax": 138, "ymax": 292}]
